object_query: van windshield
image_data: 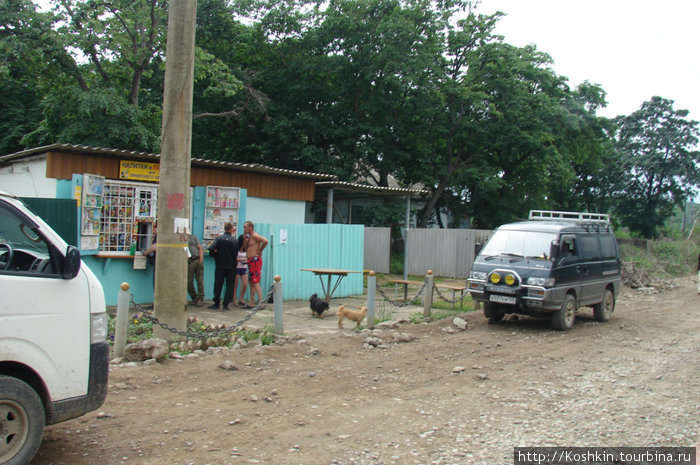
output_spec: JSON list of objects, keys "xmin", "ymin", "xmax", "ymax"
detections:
[{"xmin": 480, "ymin": 230, "xmax": 556, "ymax": 260}]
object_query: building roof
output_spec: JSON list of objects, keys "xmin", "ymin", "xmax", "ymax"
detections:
[
  {"xmin": 316, "ymin": 180, "xmax": 427, "ymax": 198},
  {"xmin": 0, "ymin": 144, "xmax": 336, "ymax": 181}
]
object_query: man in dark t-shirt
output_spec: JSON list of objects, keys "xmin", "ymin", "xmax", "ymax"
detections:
[{"xmin": 207, "ymin": 222, "xmax": 239, "ymax": 310}]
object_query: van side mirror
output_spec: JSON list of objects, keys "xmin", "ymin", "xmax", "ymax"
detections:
[
  {"xmin": 63, "ymin": 245, "xmax": 81, "ymax": 279},
  {"xmin": 549, "ymin": 241, "xmax": 560, "ymax": 260},
  {"xmin": 474, "ymin": 242, "xmax": 483, "ymax": 256}
]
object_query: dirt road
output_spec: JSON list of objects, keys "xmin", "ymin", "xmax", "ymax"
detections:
[{"xmin": 32, "ymin": 277, "xmax": 699, "ymax": 465}]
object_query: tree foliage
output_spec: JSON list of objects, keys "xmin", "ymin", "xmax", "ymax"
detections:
[
  {"xmin": 614, "ymin": 97, "xmax": 700, "ymax": 238},
  {"xmin": 2, "ymin": 0, "xmax": 697, "ymax": 234}
]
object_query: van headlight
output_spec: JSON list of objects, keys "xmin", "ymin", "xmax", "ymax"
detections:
[
  {"xmin": 527, "ymin": 277, "xmax": 555, "ymax": 287},
  {"xmin": 470, "ymin": 271, "xmax": 487, "ymax": 280},
  {"xmin": 91, "ymin": 312, "xmax": 108, "ymax": 343}
]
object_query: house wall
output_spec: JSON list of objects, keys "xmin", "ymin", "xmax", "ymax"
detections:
[
  {"xmin": 246, "ymin": 197, "xmax": 306, "ymax": 225},
  {"xmin": 1, "ymin": 151, "xmax": 363, "ymax": 306},
  {"xmin": 0, "ymin": 158, "xmax": 55, "ymax": 197},
  {"xmin": 45, "ymin": 151, "xmax": 317, "ymax": 201}
]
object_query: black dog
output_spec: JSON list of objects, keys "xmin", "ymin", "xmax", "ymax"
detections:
[{"xmin": 309, "ymin": 293, "xmax": 329, "ymax": 318}]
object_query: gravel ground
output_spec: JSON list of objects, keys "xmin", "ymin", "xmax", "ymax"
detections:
[{"xmin": 32, "ymin": 276, "xmax": 699, "ymax": 465}]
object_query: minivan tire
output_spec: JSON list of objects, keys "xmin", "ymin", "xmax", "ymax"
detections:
[
  {"xmin": 0, "ymin": 376, "xmax": 45, "ymax": 465},
  {"xmin": 593, "ymin": 288, "xmax": 615, "ymax": 322},
  {"xmin": 483, "ymin": 302, "xmax": 505, "ymax": 323},
  {"xmin": 551, "ymin": 294, "xmax": 576, "ymax": 331}
]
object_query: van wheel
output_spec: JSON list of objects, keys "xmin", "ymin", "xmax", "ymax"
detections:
[
  {"xmin": 593, "ymin": 288, "xmax": 615, "ymax": 322},
  {"xmin": 0, "ymin": 376, "xmax": 45, "ymax": 465},
  {"xmin": 483, "ymin": 303, "xmax": 505, "ymax": 323},
  {"xmin": 551, "ymin": 294, "xmax": 576, "ymax": 331}
]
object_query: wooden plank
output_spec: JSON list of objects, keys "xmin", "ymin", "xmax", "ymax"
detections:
[
  {"xmin": 387, "ymin": 279, "xmax": 423, "ymax": 285},
  {"xmin": 435, "ymin": 283, "xmax": 466, "ymax": 290}
]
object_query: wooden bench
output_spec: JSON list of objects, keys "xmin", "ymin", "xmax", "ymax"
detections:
[
  {"xmin": 387, "ymin": 279, "xmax": 424, "ymax": 300},
  {"xmin": 434, "ymin": 283, "xmax": 467, "ymax": 309}
]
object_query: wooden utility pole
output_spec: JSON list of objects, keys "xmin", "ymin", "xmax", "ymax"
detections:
[{"xmin": 153, "ymin": 0, "xmax": 197, "ymax": 340}]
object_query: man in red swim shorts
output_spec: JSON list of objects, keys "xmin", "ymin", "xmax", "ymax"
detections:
[{"xmin": 243, "ymin": 220, "xmax": 269, "ymax": 308}]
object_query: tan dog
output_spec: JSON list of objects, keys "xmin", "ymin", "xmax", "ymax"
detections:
[{"xmin": 337, "ymin": 305, "xmax": 368, "ymax": 329}]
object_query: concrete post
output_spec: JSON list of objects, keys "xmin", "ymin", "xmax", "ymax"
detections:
[
  {"xmin": 114, "ymin": 282, "xmax": 130, "ymax": 358},
  {"xmin": 153, "ymin": 0, "xmax": 197, "ymax": 340},
  {"xmin": 366, "ymin": 271, "xmax": 376, "ymax": 329},
  {"xmin": 423, "ymin": 270, "xmax": 433, "ymax": 318},
  {"xmin": 273, "ymin": 275, "xmax": 283, "ymax": 334}
]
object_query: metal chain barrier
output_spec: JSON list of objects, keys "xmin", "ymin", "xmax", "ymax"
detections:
[
  {"xmin": 433, "ymin": 285, "xmax": 470, "ymax": 305},
  {"xmin": 375, "ymin": 281, "xmax": 426, "ymax": 308},
  {"xmin": 128, "ymin": 290, "xmax": 273, "ymax": 339}
]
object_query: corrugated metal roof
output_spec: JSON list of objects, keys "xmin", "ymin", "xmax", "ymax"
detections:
[
  {"xmin": 0, "ymin": 144, "xmax": 336, "ymax": 181},
  {"xmin": 316, "ymin": 180, "xmax": 428, "ymax": 197}
]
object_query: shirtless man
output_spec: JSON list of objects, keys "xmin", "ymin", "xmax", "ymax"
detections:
[{"xmin": 243, "ymin": 220, "xmax": 269, "ymax": 308}]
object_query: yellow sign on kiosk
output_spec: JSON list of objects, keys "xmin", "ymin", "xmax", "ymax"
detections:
[{"xmin": 119, "ymin": 160, "xmax": 160, "ymax": 182}]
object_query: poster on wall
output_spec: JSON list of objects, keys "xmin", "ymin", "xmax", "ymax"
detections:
[
  {"xmin": 81, "ymin": 174, "xmax": 105, "ymax": 240},
  {"xmin": 204, "ymin": 186, "xmax": 240, "ymax": 239}
]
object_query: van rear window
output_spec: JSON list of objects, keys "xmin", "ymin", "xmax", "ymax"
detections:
[
  {"xmin": 579, "ymin": 235, "xmax": 602, "ymax": 260},
  {"xmin": 599, "ymin": 235, "xmax": 618, "ymax": 260}
]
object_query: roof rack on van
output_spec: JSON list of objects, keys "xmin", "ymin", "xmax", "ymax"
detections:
[{"xmin": 529, "ymin": 210, "xmax": 610, "ymax": 224}]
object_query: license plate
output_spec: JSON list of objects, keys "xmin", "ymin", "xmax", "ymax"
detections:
[{"xmin": 489, "ymin": 294, "xmax": 516, "ymax": 305}]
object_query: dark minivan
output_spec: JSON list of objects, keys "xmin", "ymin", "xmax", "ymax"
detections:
[{"xmin": 467, "ymin": 210, "xmax": 621, "ymax": 330}]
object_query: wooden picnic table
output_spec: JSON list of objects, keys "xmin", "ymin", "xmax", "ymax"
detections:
[{"xmin": 301, "ymin": 268, "xmax": 363, "ymax": 302}]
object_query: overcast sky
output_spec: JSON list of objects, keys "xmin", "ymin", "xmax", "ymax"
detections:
[{"xmin": 477, "ymin": 0, "xmax": 700, "ymax": 121}]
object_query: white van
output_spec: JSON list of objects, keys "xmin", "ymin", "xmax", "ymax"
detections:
[{"xmin": 0, "ymin": 189, "xmax": 109, "ymax": 465}]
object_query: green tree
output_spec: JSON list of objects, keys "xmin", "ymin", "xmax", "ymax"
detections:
[
  {"xmin": 0, "ymin": 0, "xmax": 168, "ymax": 150},
  {"xmin": 417, "ymin": 36, "xmax": 575, "ymax": 228},
  {"xmin": 0, "ymin": 0, "xmax": 64, "ymax": 152},
  {"xmin": 548, "ymin": 82, "xmax": 619, "ymax": 214},
  {"xmin": 226, "ymin": 0, "xmax": 457, "ymax": 180},
  {"xmin": 2, "ymin": 0, "xmax": 246, "ymax": 152},
  {"xmin": 614, "ymin": 96, "xmax": 700, "ymax": 238}
]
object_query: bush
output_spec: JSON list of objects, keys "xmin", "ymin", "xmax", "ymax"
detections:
[{"xmin": 619, "ymin": 237, "xmax": 698, "ymax": 278}]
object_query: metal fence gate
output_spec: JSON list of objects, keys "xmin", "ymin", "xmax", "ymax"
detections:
[{"xmin": 364, "ymin": 227, "xmax": 391, "ymax": 273}]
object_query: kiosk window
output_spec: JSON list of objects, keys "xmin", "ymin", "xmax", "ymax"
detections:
[{"xmin": 99, "ymin": 180, "xmax": 157, "ymax": 253}]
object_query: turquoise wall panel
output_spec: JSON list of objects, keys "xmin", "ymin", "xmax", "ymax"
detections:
[
  {"xmin": 192, "ymin": 186, "xmax": 206, "ymax": 238},
  {"xmin": 258, "ymin": 223, "xmax": 364, "ymax": 301},
  {"xmin": 83, "ymin": 256, "xmax": 155, "ymax": 305},
  {"xmin": 83, "ymin": 254, "xmax": 222, "ymax": 306}
]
